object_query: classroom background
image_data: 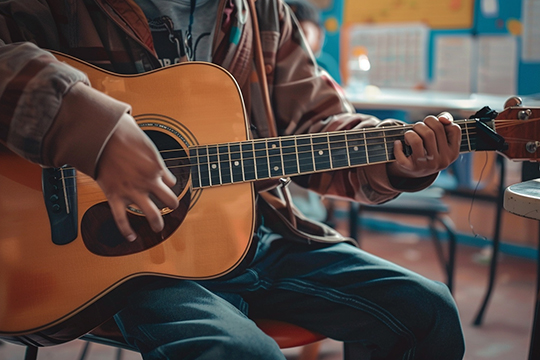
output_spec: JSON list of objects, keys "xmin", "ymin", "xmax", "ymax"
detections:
[{"xmin": 312, "ymin": 0, "xmax": 540, "ymax": 96}]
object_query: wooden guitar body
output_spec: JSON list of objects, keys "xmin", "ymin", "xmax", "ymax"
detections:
[{"xmin": 0, "ymin": 55, "xmax": 255, "ymax": 345}]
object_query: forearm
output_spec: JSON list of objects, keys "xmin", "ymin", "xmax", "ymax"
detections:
[
  {"xmin": 42, "ymin": 82, "xmax": 131, "ymax": 178},
  {"xmin": 0, "ymin": 42, "xmax": 88, "ymax": 163},
  {"xmin": 0, "ymin": 42, "xmax": 130, "ymax": 177}
]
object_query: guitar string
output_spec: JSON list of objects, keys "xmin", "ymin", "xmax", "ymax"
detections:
[
  {"xmin": 51, "ymin": 117, "xmax": 540, "ymax": 194},
  {"xmin": 55, "ymin": 125, "xmax": 478, "ymax": 175},
  {"xmin": 162, "ymin": 116, "xmax": 539, "ymax": 167},
  {"xmin": 55, "ymin": 116, "xmax": 537, "ymax": 184},
  {"xmin": 155, "ymin": 126, "xmax": 478, "ymax": 165},
  {"xmin": 53, "ymin": 119, "xmax": 480, "ymax": 173},
  {"xmin": 56, "ymin": 130, "xmax": 478, "ymax": 182},
  {"xmin": 162, "ymin": 130, "xmax": 477, "ymax": 170},
  {"xmin": 53, "ymin": 128, "xmax": 478, "ymax": 182},
  {"xmin": 56, "ymin": 130, "xmax": 479, "ymax": 192}
]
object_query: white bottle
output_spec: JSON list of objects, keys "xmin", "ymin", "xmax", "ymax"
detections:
[{"xmin": 347, "ymin": 46, "xmax": 371, "ymax": 95}]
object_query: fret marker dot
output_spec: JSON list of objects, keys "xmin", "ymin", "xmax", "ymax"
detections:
[
  {"xmin": 234, "ymin": 161, "xmax": 240, "ymax": 166},
  {"xmin": 271, "ymin": 144, "xmax": 277, "ymax": 149},
  {"xmin": 354, "ymin": 146, "xmax": 359, "ymax": 151},
  {"xmin": 273, "ymin": 166, "xmax": 279, "ymax": 171},
  {"xmin": 318, "ymin": 150, "xmax": 324, "ymax": 155},
  {"xmin": 211, "ymin": 164, "xmax": 217, "ymax": 169}
]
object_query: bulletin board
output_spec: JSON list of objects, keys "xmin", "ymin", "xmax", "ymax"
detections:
[{"xmin": 343, "ymin": 0, "xmax": 475, "ymax": 29}]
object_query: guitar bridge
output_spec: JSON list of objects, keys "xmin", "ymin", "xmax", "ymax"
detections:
[{"xmin": 42, "ymin": 167, "xmax": 78, "ymax": 245}]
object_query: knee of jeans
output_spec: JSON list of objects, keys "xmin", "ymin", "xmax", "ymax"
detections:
[
  {"xmin": 411, "ymin": 279, "xmax": 462, "ymax": 333},
  {"xmin": 202, "ymin": 331, "xmax": 284, "ymax": 360},
  {"xmin": 416, "ymin": 280, "xmax": 465, "ymax": 358},
  {"xmin": 139, "ymin": 327, "xmax": 285, "ymax": 360}
]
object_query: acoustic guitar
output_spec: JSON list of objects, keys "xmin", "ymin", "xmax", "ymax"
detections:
[{"xmin": 1, "ymin": 52, "xmax": 539, "ymax": 346}]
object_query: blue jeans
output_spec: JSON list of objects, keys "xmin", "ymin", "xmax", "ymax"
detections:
[{"xmin": 114, "ymin": 232, "xmax": 465, "ymax": 360}]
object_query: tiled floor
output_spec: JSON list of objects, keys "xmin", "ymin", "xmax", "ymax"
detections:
[{"xmin": 0, "ymin": 228, "xmax": 536, "ymax": 360}]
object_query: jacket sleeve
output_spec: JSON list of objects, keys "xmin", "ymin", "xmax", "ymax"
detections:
[
  {"xmin": 0, "ymin": 41, "xmax": 130, "ymax": 177},
  {"xmin": 269, "ymin": 2, "xmax": 436, "ymax": 204}
]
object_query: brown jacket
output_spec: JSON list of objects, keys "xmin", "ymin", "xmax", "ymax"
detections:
[{"xmin": 0, "ymin": 0, "xmax": 435, "ymax": 243}]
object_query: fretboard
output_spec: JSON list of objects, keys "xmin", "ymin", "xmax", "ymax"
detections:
[{"xmin": 189, "ymin": 119, "xmax": 478, "ymax": 189}]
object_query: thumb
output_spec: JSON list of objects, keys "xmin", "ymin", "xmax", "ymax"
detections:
[{"xmin": 163, "ymin": 166, "xmax": 177, "ymax": 188}]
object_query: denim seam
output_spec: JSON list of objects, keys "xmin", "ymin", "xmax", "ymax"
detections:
[{"xmin": 261, "ymin": 277, "xmax": 417, "ymax": 360}]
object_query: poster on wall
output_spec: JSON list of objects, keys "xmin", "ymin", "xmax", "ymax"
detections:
[
  {"xmin": 345, "ymin": 23, "xmax": 429, "ymax": 89},
  {"xmin": 477, "ymin": 36, "xmax": 517, "ymax": 95},
  {"xmin": 432, "ymin": 36, "xmax": 475, "ymax": 93},
  {"xmin": 343, "ymin": 0, "xmax": 475, "ymax": 29},
  {"xmin": 522, "ymin": 0, "xmax": 540, "ymax": 62}
]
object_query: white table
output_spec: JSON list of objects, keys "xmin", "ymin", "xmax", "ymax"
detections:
[
  {"xmin": 346, "ymin": 87, "xmax": 540, "ymax": 117},
  {"xmin": 504, "ymin": 179, "xmax": 540, "ymax": 360}
]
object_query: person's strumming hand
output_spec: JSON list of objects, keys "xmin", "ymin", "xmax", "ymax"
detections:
[{"xmin": 95, "ymin": 113, "xmax": 179, "ymax": 241}]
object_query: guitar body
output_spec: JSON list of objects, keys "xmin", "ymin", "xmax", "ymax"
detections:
[{"xmin": 0, "ymin": 54, "xmax": 255, "ymax": 345}]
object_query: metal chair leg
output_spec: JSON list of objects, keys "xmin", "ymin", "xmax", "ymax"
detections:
[
  {"xmin": 78, "ymin": 341, "xmax": 91, "ymax": 360},
  {"xmin": 79, "ymin": 341, "xmax": 124, "ymax": 360},
  {"xmin": 24, "ymin": 346, "xmax": 38, "ymax": 360},
  {"xmin": 432, "ymin": 215, "xmax": 457, "ymax": 294},
  {"xmin": 116, "ymin": 347, "xmax": 124, "ymax": 360},
  {"xmin": 473, "ymin": 157, "xmax": 506, "ymax": 326}
]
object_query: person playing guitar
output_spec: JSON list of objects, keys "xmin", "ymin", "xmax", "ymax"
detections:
[{"xmin": 0, "ymin": 0, "xmax": 469, "ymax": 359}]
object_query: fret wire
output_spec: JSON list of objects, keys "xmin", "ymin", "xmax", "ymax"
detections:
[
  {"xmin": 197, "ymin": 149, "xmax": 203, "ymax": 188},
  {"xmin": 239, "ymin": 142, "xmax": 245, "ymax": 182},
  {"xmin": 216, "ymin": 145, "xmax": 223, "ymax": 185},
  {"xmin": 207, "ymin": 145, "xmax": 215, "ymax": 187},
  {"xmin": 188, "ymin": 148, "xmax": 198, "ymax": 188},
  {"xmin": 383, "ymin": 132, "xmax": 389, "ymax": 162},
  {"xmin": 228, "ymin": 143, "xmax": 233, "ymax": 182},
  {"xmin": 310, "ymin": 134, "xmax": 316, "ymax": 171},
  {"xmin": 363, "ymin": 132, "xmax": 370, "ymax": 164},
  {"xmin": 295, "ymin": 136, "xmax": 301, "ymax": 173},
  {"xmin": 279, "ymin": 138, "xmax": 285, "ymax": 176},
  {"xmin": 252, "ymin": 140, "xmax": 258, "ymax": 180},
  {"xmin": 326, "ymin": 133, "xmax": 333, "ymax": 169},
  {"xmin": 266, "ymin": 139, "xmax": 271, "ymax": 178},
  {"xmin": 345, "ymin": 131, "xmax": 351, "ymax": 167}
]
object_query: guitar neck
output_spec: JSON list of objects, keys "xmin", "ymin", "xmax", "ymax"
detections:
[{"xmin": 189, "ymin": 119, "xmax": 479, "ymax": 189}]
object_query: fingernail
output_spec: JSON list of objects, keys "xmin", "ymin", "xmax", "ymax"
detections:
[{"xmin": 126, "ymin": 234, "xmax": 137, "ymax": 242}]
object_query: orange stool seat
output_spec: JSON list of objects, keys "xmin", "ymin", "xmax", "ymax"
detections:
[
  {"xmin": 254, "ymin": 319, "xmax": 326, "ymax": 348},
  {"xmin": 87, "ymin": 317, "xmax": 326, "ymax": 350}
]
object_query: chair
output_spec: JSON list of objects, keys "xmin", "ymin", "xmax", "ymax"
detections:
[
  {"xmin": 449, "ymin": 154, "xmax": 506, "ymax": 326},
  {"xmin": 348, "ymin": 186, "xmax": 458, "ymax": 293}
]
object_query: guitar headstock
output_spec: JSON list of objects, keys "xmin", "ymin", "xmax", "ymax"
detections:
[{"xmin": 494, "ymin": 102, "xmax": 540, "ymax": 162}]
